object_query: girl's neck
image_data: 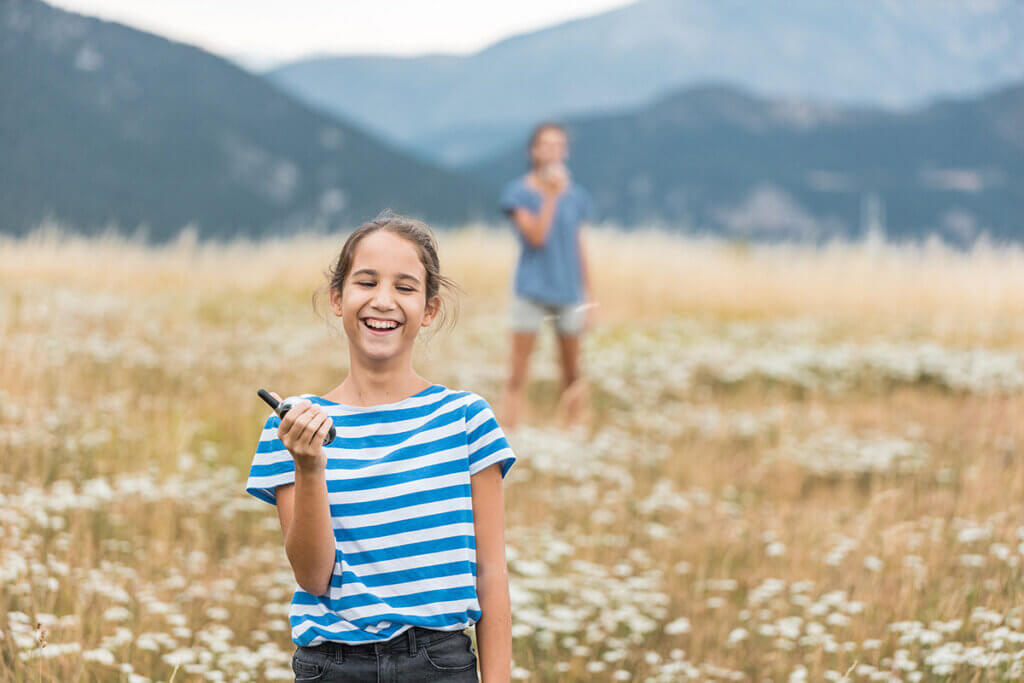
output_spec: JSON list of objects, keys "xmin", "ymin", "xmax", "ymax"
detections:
[{"xmin": 329, "ymin": 362, "xmax": 432, "ymax": 408}]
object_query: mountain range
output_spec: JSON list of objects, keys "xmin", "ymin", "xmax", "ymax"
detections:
[
  {"xmin": 3, "ymin": 0, "xmax": 1023, "ymax": 243},
  {"xmin": 0, "ymin": 0, "xmax": 487, "ymax": 241},
  {"xmin": 267, "ymin": 0, "xmax": 1024, "ymax": 166},
  {"xmin": 467, "ymin": 82, "xmax": 1024, "ymax": 243}
]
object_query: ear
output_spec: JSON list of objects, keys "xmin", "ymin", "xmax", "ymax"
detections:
[
  {"xmin": 421, "ymin": 295, "xmax": 442, "ymax": 328},
  {"xmin": 329, "ymin": 287, "xmax": 343, "ymax": 317}
]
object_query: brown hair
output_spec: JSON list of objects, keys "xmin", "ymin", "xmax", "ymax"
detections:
[{"xmin": 313, "ymin": 209, "xmax": 459, "ymax": 331}]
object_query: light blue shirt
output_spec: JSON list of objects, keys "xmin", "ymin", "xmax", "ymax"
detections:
[{"xmin": 500, "ymin": 177, "xmax": 593, "ymax": 305}]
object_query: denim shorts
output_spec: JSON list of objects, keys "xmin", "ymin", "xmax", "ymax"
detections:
[
  {"xmin": 291, "ymin": 627, "xmax": 478, "ymax": 682},
  {"xmin": 510, "ymin": 295, "xmax": 586, "ymax": 336}
]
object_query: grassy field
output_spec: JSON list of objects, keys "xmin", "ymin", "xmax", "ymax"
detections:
[{"xmin": 2, "ymin": 226, "xmax": 1024, "ymax": 681}]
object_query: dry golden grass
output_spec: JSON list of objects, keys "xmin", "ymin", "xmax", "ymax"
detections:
[{"xmin": 2, "ymin": 225, "xmax": 1024, "ymax": 681}]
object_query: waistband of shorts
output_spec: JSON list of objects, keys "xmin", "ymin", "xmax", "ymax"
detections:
[{"xmin": 301, "ymin": 626, "xmax": 461, "ymax": 656}]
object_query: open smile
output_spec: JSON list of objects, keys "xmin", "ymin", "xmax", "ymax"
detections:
[{"xmin": 361, "ymin": 317, "xmax": 403, "ymax": 335}]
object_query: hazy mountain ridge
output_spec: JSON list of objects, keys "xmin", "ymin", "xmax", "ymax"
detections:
[
  {"xmin": 467, "ymin": 82, "xmax": 1024, "ymax": 243},
  {"xmin": 0, "ymin": 0, "xmax": 488, "ymax": 241},
  {"xmin": 267, "ymin": 0, "xmax": 1024, "ymax": 165}
]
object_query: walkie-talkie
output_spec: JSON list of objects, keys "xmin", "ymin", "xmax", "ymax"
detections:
[{"xmin": 258, "ymin": 389, "xmax": 336, "ymax": 445}]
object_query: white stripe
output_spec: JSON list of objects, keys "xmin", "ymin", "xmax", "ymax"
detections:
[
  {"xmin": 292, "ymin": 617, "xmax": 370, "ymax": 639},
  {"xmin": 340, "ymin": 548, "xmax": 477, "ymax": 577},
  {"xmin": 468, "ymin": 427, "xmax": 502, "ymax": 454},
  {"xmin": 335, "ymin": 522, "xmax": 476, "ymax": 553},
  {"xmin": 292, "ymin": 597, "xmax": 480, "ymax": 623},
  {"xmin": 470, "ymin": 451, "xmax": 513, "ymax": 477},
  {"xmin": 335, "ymin": 498, "xmax": 475, "ymax": 529},
  {"xmin": 260, "ymin": 414, "xmax": 468, "ymax": 461},
  {"xmin": 313, "ymin": 398, "xmax": 474, "ymax": 438},
  {"xmin": 251, "ymin": 447, "xmax": 290, "ymax": 464},
  {"xmin": 465, "ymin": 406, "xmax": 494, "ymax": 432},
  {"xmin": 246, "ymin": 473, "xmax": 294, "ymax": 491},
  {"xmin": 259, "ymin": 409, "xmax": 466, "ymax": 450},
  {"xmin": 323, "ymin": 444, "xmax": 466, "ymax": 481},
  {"xmin": 324, "ymin": 570, "xmax": 476, "ymax": 602},
  {"xmin": 280, "ymin": 391, "xmax": 473, "ymax": 436}
]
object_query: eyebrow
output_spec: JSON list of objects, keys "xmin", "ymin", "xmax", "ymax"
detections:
[{"xmin": 351, "ymin": 269, "xmax": 421, "ymax": 284}]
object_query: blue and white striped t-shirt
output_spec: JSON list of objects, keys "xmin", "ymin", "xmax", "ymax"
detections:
[{"xmin": 245, "ymin": 385, "xmax": 516, "ymax": 646}]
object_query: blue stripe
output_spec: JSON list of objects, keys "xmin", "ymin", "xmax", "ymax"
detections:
[
  {"xmin": 464, "ymin": 398, "xmax": 488, "ymax": 421},
  {"xmin": 292, "ymin": 609, "xmax": 481, "ymax": 633},
  {"xmin": 467, "ymin": 417, "xmax": 499, "ymax": 447},
  {"xmin": 255, "ymin": 438, "xmax": 288, "ymax": 454},
  {"xmin": 329, "ymin": 484, "xmax": 471, "ymax": 517},
  {"xmin": 329, "ymin": 561, "xmax": 476, "ymax": 589},
  {"xmin": 343, "ymin": 535, "xmax": 475, "ymax": 566},
  {"xmin": 336, "ymin": 510, "xmax": 474, "ymax": 542},
  {"xmin": 324, "ymin": 433, "xmax": 466, "ymax": 471},
  {"xmin": 348, "ymin": 608, "xmax": 481, "ymax": 631},
  {"xmin": 323, "ymin": 407, "xmax": 466, "ymax": 450},
  {"xmin": 293, "ymin": 585, "xmax": 478, "ymax": 612},
  {"xmin": 254, "ymin": 396, "xmax": 464, "ymax": 455},
  {"xmin": 326, "ymin": 458, "xmax": 467, "ymax": 494},
  {"xmin": 250, "ymin": 433, "xmax": 469, "ymax": 479},
  {"xmin": 468, "ymin": 438, "xmax": 510, "ymax": 466},
  {"xmin": 245, "ymin": 486, "xmax": 276, "ymax": 505},
  {"xmin": 294, "ymin": 622, "xmax": 405, "ymax": 645},
  {"xmin": 248, "ymin": 458, "xmax": 295, "ymax": 477}
]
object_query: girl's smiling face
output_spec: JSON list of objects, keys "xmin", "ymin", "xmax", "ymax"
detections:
[{"xmin": 330, "ymin": 230, "xmax": 440, "ymax": 364}]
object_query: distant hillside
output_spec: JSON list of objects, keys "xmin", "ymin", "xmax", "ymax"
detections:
[
  {"xmin": 0, "ymin": 0, "xmax": 488, "ymax": 241},
  {"xmin": 267, "ymin": 0, "xmax": 1024, "ymax": 165},
  {"xmin": 468, "ymin": 82, "xmax": 1024, "ymax": 243}
]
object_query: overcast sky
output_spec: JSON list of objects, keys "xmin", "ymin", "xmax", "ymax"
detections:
[{"xmin": 48, "ymin": 0, "xmax": 635, "ymax": 68}]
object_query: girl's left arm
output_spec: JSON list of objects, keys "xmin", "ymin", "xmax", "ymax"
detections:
[{"xmin": 471, "ymin": 463, "xmax": 512, "ymax": 682}]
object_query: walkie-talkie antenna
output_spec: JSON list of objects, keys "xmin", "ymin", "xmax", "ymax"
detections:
[
  {"xmin": 257, "ymin": 388, "xmax": 336, "ymax": 445},
  {"xmin": 257, "ymin": 388, "xmax": 279, "ymax": 411}
]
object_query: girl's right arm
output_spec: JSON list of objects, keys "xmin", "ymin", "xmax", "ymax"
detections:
[{"xmin": 271, "ymin": 395, "xmax": 337, "ymax": 597}]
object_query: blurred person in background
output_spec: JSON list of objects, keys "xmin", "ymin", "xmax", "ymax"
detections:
[{"xmin": 499, "ymin": 123, "xmax": 595, "ymax": 430}]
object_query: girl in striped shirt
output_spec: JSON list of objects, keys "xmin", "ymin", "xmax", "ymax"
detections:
[{"xmin": 246, "ymin": 211, "xmax": 515, "ymax": 682}]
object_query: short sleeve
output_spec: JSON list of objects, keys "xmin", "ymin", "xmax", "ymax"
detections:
[
  {"xmin": 500, "ymin": 179, "xmax": 542, "ymax": 215},
  {"xmin": 465, "ymin": 395, "xmax": 516, "ymax": 478},
  {"xmin": 245, "ymin": 413, "xmax": 295, "ymax": 505}
]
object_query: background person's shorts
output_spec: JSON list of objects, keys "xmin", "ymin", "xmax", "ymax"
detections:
[{"xmin": 510, "ymin": 296, "xmax": 585, "ymax": 336}]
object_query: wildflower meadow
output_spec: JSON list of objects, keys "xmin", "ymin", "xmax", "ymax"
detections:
[{"xmin": 2, "ymin": 227, "xmax": 1024, "ymax": 681}]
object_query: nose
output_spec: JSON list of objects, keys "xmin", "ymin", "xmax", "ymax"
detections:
[{"xmin": 371, "ymin": 286, "xmax": 395, "ymax": 310}]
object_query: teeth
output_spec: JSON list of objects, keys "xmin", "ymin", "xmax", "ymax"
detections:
[{"xmin": 366, "ymin": 319, "xmax": 397, "ymax": 330}]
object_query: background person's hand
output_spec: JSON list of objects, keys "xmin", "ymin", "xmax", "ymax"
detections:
[
  {"xmin": 272, "ymin": 393, "xmax": 332, "ymax": 471},
  {"xmin": 536, "ymin": 162, "xmax": 569, "ymax": 196}
]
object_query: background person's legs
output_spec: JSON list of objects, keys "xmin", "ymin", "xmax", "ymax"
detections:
[
  {"xmin": 501, "ymin": 331, "xmax": 536, "ymax": 430},
  {"xmin": 555, "ymin": 333, "xmax": 589, "ymax": 427},
  {"xmin": 553, "ymin": 302, "xmax": 589, "ymax": 427}
]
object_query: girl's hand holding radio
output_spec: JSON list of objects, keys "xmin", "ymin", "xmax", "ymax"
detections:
[{"xmin": 269, "ymin": 392, "xmax": 334, "ymax": 471}]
